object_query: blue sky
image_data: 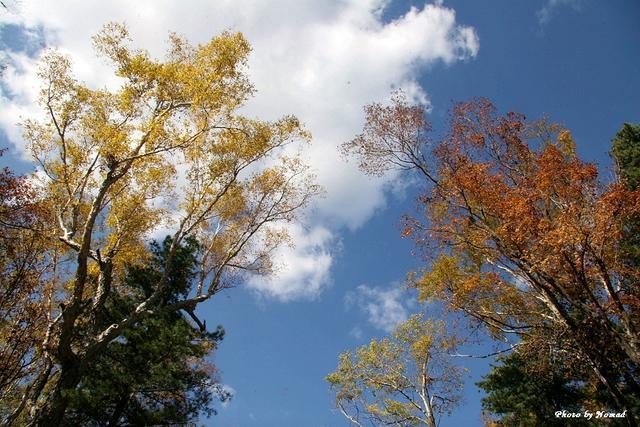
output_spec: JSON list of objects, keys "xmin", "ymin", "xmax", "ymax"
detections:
[{"xmin": 1, "ymin": 1, "xmax": 639, "ymax": 425}]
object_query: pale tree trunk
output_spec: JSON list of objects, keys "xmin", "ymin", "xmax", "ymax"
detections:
[{"xmin": 419, "ymin": 358, "xmax": 437, "ymax": 427}]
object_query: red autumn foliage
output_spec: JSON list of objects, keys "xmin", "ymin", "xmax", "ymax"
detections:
[
  {"xmin": 0, "ymin": 150, "xmax": 52, "ymax": 417},
  {"xmin": 343, "ymin": 93, "xmax": 640, "ymax": 417}
]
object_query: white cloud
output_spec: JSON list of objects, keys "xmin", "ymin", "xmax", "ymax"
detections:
[
  {"xmin": 537, "ymin": 0, "xmax": 583, "ymax": 25},
  {"xmin": 218, "ymin": 384, "xmax": 235, "ymax": 408},
  {"xmin": 247, "ymin": 223, "xmax": 334, "ymax": 301},
  {"xmin": 346, "ymin": 284, "xmax": 410, "ymax": 332},
  {"xmin": 349, "ymin": 325, "xmax": 364, "ymax": 340},
  {"xmin": 0, "ymin": 0, "xmax": 478, "ymax": 301}
]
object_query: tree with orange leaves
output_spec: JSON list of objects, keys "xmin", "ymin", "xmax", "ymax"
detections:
[
  {"xmin": 0, "ymin": 151, "xmax": 54, "ymax": 423},
  {"xmin": 342, "ymin": 93, "xmax": 640, "ymax": 422}
]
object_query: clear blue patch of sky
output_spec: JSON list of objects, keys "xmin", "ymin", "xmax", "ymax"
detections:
[{"xmin": 0, "ymin": 23, "xmax": 47, "ymax": 56}]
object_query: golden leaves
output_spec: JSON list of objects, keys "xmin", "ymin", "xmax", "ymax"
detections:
[
  {"xmin": 414, "ymin": 254, "xmax": 462, "ymax": 304},
  {"xmin": 23, "ymin": 22, "xmax": 319, "ymax": 313},
  {"xmin": 3, "ymin": 22, "xmax": 324, "ymax": 425},
  {"xmin": 327, "ymin": 314, "xmax": 464, "ymax": 426},
  {"xmin": 557, "ymin": 129, "xmax": 576, "ymax": 156}
]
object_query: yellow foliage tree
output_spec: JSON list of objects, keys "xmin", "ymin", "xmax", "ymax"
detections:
[
  {"xmin": 11, "ymin": 23, "xmax": 320, "ymax": 425},
  {"xmin": 327, "ymin": 315, "xmax": 465, "ymax": 427}
]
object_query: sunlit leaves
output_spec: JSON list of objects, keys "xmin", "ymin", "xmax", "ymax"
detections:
[
  {"xmin": 0, "ymin": 156, "xmax": 56, "ymax": 422},
  {"xmin": 327, "ymin": 315, "xmax": 464, "ymax": 427},
  {"xmin": 9, "ymin": 22, "xmax": 320, "ymax": 424},
  {"xmin": 344, "ymin": 93, "xmax": 640, "ymax": 415}
]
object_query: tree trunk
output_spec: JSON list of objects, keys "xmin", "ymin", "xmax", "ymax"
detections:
[{"xmin": 28, "ymin": 362, "xmax": 82, "ymax": 427}]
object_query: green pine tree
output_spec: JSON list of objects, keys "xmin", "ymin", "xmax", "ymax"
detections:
[
  {"xmin": 611, "ymin": 123, "xmax": 640, "ymax": 191},
  {"xmin": 612, "ymin": 123, "xmax": 640, "ymax": 271},
  {"xmin": 64, "ymin": 237, "xmax": 231, "ymax": 426},
  {"xmin": 477, "ymin": 350, "xmax": 588, "ymax": 427}
]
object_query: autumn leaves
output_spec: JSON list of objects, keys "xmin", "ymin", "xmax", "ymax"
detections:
[
  {"xmin": 1, "ymin": 21, "xmax": 639, "ymax": 427},
  {"xmin": 1, "ymin": 23, "xmax": 318, "ymax": 425},
  {"xmin": 331, "ymin": 93, "xmax": 640, "ymax": 425}
]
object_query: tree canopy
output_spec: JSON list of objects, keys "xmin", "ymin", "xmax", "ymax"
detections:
[
  {"xmin": 477, "ymin": 344, "xmax": 589, "ymax": 426},
  {"xmin": 341, "ymin": 93, "xmax": 640, "ymax": 424},
  {"xmin": 0, "ymin": 22, "xmax": 319, "ymax": 425},
  {"xmin": 612, "ymin": 123, "xmax": 640, "ymax": 191},
  {"xmin": 327, "ymin": 315, "xmax": 464, "ymax": 427},
  {"xmin": 479, "ymin": 122, "xmax": 640, "ymax": 425},
  {"xmin": 0, "ymin": 151, "xmax": 51, "ymax": 422},
  {"xmin": 63, "ymin": 237, "xmax": 230, "ymax": 425}
]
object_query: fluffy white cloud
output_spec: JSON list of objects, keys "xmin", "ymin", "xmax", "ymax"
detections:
[
  {"xmin": 537, "ymin": 0, "xmax": 583, "ymax": 25},
  {"xmin": 346, "ymin": 284, "xmax": 410, "ymax": 332},
  {"xmin": 0, "ymin": 0, "xmax": 478, "ymax": 301},
  {"xmin": 247, "ymin": 223, "xmax": 334, "ymax": 301}
]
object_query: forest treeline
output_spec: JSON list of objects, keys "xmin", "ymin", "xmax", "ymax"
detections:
[{"xmin": 0, "ymin": 23, "xmax": 638, "ymax": 426}]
